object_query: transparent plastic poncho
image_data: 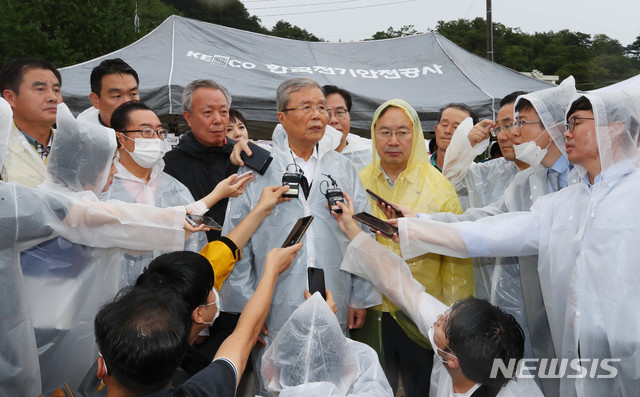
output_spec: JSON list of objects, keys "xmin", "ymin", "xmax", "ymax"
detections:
[
  {"xmin": 397, "ymin": 90, "xmax": 640, "ymax": 396},
  {"xmin": 19, "ymin": 103, "xmax": 187, "ymax": 391},
  {"xmin": 262, "ymin": 292, "xmax": 392, "ymax": 396},
  {"xmin": 102, "ymin": 159, "xmax": 207, "ymax": 286}
]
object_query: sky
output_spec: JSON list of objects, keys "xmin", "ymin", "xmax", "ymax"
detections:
[{"xmin": 240, "ymin": 0, "xmax": 640, "ymax": 46}]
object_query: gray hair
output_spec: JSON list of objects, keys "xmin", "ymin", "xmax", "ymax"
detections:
[
  {"xmin": 276, "ymin": 78, "xmax": 322, "ymax": 112},
  {"xmin": 182, "ymin": 79, "xmax": 232, "ymax": 112}
]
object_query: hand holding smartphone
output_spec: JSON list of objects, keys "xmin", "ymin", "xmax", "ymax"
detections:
[
  {"xmin": 185, "ymin": 214, "xmax": 222, "ymax": 230},
  {"xmin": 352, "ymin": 212, "xmax": 398, "ymax": 237},
  {"xmin": 233, "ymin": 170, "xmax": 256, "ymax": 186},
  {"xmin": 281, "ymin": 215, "xmax": 314, "ymax": 248},
  {"xmin": 240, "ymin": 141, "xmax": 273, "ymax": 175},
  {"xmin": 365, "ymin": 189, "xmax": 404, "ymax": 218},
  {"xmin": 307, "ymin": 267, "xmax": 326, "ymax": 300}
]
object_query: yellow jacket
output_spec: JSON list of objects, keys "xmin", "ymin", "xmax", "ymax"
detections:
[
  {"xmin": 199, "ymin": 236, "xmax": 242, "ymax": 291},
  {"xmin": 1, "ymin": 123, "xmax": 49, "ymax": 186},
  {"xmin": 359, "ymin": 99, "xmax": 474, "ymax": 346}
]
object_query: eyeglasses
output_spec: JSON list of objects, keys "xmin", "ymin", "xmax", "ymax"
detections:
[
  {"xmin": 512, "ymin": 120, "xmax": 543, "ymax": 129},
  {"xmin": 282, "ymin": 104, "xmax": 327, "ymax": 115},
  {"xmin": 327, "ymin": 108, "xmax": 349, "ymax": 119},
  {"xmin": 375, "ymin": 130, "xmax": 413, "ymax": 140},
  {"xmin": 490, "ymin": 122, "xmax": 514, "ymax": 138},
  {"xmin": 120, "ymin": 127, "xmax": 168, "ymax": 139},
  {"xmin": 564, "ymin": 117, "xmax": 595, "ymax": 133}
]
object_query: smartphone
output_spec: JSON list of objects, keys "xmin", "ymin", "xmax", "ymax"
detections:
[
  {"xmin": 241, "ymin": 141, "xmax": 273, "ymax": 175},
  {"xmin": 281, "ymin": 215, "xmax": 314, "ymax": 248},
  {"xmin": 352, "ymin": 212, "xmax": 398, "ymax": 237},
  {"xmin": 185, "ymin": 214, "xmax": 222, "ymax": 230},
  {"xmin": 234, "ymin": 170, "xmax": 256, "ymax": 185},
  {"xmin": 307, "ymin": 267, "xmax": 326, "ymax": 300},
  {"xmin": 365, "ymin": 188, "xmax": 404, "ymax": 218}
]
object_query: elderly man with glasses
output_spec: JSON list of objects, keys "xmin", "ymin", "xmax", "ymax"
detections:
[
  {"xmin": 220, "ymin": 77, "xmax": 380, "ymax": 396},
  {"xmin": 105, "ymin": 101, "xmax": 253, "ymax": 287}
]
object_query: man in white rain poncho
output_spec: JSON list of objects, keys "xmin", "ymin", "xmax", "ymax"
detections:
[
  {"xmin": 220, "ymin": 78, "xmax": 380, "ymax": 395},
  {"xmin": 18, "ymin": 102, "xmax": 202, "ymax": 392},
  {"xmin": 101, "ymin": 101, "xmax": 253, "ymax": 287},
  {"xmin": 261, "ymin": 292, "xmax": 392, "ymax": 397},
  {"xmin": 393, "ymin": 90, "xmax": 640, "ymax": 397},
  {"xmin": 440, "ymin": 91, "xmax": 528, "ymax": 300},
  {"xmin": 321, "ymin": 84, "xmax": 372, "ymax": 173},
  {"xmin": 330, "ymin": 195, "xmax": 542, "ymax": 397}
]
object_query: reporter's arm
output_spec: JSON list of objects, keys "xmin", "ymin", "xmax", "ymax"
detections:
[
  {"xmin": 224, "ymin": 185, "xmax": 290, "ymax": 249},
  {"xmin": 214, "ymin": 243, "xmax": 302, "ymax": 380}
]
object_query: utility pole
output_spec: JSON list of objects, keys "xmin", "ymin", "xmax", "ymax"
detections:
[{"xmin": 486, "ymin": 0, "xmax": 494, "ymax": 62}]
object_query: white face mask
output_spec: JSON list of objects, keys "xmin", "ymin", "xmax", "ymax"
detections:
[
  {"xmin": 123, "ymin": 136, "xmax": 165, "ymax": 168},
  {"xmin": 200, "ymin": 288, "xmax": 220, "ymax": 326},
  {"xmin": 428, "ymin": 325, "xmax": 456, "ymax": 365},
  {"xmin": 513, "ymin": 130, "xmax": 550, "ymax": 167}
]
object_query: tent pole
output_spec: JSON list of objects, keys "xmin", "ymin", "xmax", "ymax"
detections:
[{"xmin": 486, "ymin": 0, "xmax": 494, "ymax": 62}]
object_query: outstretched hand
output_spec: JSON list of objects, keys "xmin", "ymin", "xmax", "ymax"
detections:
[
  {"xmin": 265, "ymin": 242, "xmax": 303, "ymax": 276},
  {"xmin": 256, "ymin": 185, "xmax": 291, "ymax": 215},
  {"xmin": 330, "ymin": 192, "xmax": 362, "ymax": 241},
  {"xmin": 304, "ymin": 288, "xmax": 338, "ymax": 314},
  {"xmin": 376, "ymin": 200, "xmax": 416, "ymax": 219},
  {"xmin": 213, "ymin": 172, "xmax": 253, "ymax": 200},
  {"xmin": 376, "ymin": 218, "xmax": 400, "ymax": 243}
]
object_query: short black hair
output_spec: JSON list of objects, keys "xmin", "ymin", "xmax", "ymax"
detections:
[
  {"xmin": 94, "ymin": 287, "xmax": 191, "ymax": 395},
  {"xmin": 500, "ymin": 91, "xmax": 527, "ymax": 108},
  {"xmin": 90, "ymin": 58, "xmax": 139, "ymax": 96},
  {"xmin": 566, "ymin": 96, "xmax": 593, "ymax": 122},
  {"xmin": 323, "ymin": 85, "xmax": 352, "ymax": 112},
  {"xmin": 229, "ymin": 108, "xmax": 247, "ymax": 125},
  {"xmin": 135, "ymin": 251, "xmax": 214, "ymax": 311},
  {"xmin": 437, "ymin": 103, "xmax": 477, "ymax": 124},
  {"xmin": 514, "ymin": 98, "xmax": 535, "ymax": 114},
  {"xmin": 110, "ymin": 101, "xmax": 153, "ymax": 132},
  {"xmin": 444, "ymin": 297, "xmax": 525, "ymax": 389},
  {"xmin": 0, "ymin": 58, "xmax": 61, "ymax": 96}
]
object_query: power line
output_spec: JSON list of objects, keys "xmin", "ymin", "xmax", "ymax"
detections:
[
  {"xmin": 248, "ymin": 0, "xmax": 364, "ymax": 10},
  {"xmin": 253, "ymin": 0, "xmax": 418, "ymax": 18}
]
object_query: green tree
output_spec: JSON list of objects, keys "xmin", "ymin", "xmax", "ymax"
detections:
[
  {"xmin": 370, "ymin": 24, "xmax": 420, "ymax": 40},
  {"xmin": 0, "ymin": 0, "xmax": 176, "ymax": 67},
  {"xmin": 162, "ymin": 0, "xmax": 268, "ymax": 34},
  {"xmin": 625, "ymin": 34, "xmax": 640, "ymax": 61},
  {"xmin": 433, "ymin": 18, "xmax": 640, "ymax": 90},
  {"xmin": 271, "ymin": 20, "xmax": 321, "ymax": 41}
]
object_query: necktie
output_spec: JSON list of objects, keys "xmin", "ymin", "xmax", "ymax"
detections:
[{"xmin": 548, "ymin": 169, "xmax": 560, "ymax": 192}]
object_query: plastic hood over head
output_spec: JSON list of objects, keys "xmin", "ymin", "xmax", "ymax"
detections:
[
  {"xmin": 568, "ymin": 90, "xmax": 640, "ymax": 176},
  {"xmin": 46, "ymin": 103, "xmax": 117, "ymax": 195},
  {"xmin": 0, "ymin": 97, "xmax": 11, "ymax": 171},
  {"xmin": 370, "ymin": 99, "xmax": 428, "ymax": 169},
  {"xmin": 262, "ymin": 293, "xmax": 358, "ymax": 394},
  {"xmin": 515, "ymin": 76, "xmax": 576, "ymax": 153}
]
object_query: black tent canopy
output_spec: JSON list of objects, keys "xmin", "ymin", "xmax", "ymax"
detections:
[{"xmin": 60, "ymin": 15, "xmax": 552, "ymax": 138}]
